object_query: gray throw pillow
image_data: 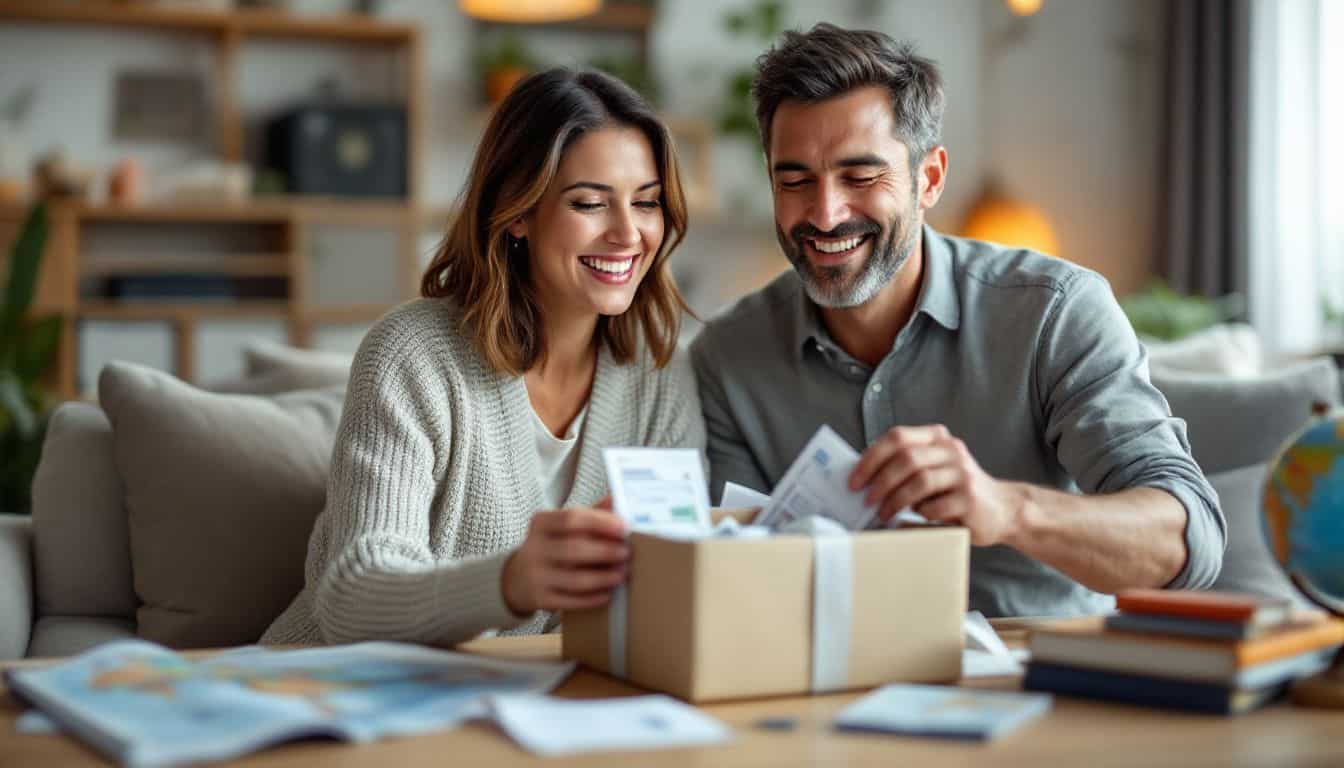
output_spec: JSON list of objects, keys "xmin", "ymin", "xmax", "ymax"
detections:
[
  {"xmin": 99, "ymin": 362, "xmax": 344, "ymax": 649},
  {"xmin": 208, "ymin": 342, "xmax": 353, "ymax": 395},
  {"xmin": 1207, "ymin": 464, "xmax": 1311, "ymax": 608},
  {"xmin": 1151, "ymin": 358, "xmax": 1340, "ymax": 475}
]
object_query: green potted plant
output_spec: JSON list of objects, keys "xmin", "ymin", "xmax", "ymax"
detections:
[
  {"xmin": 1119, "ymin": 281, "xmax": 1244, "ymax": 341},
  {"xmin": 717, "ymin": 0, "xmax": 784, "ymax": 139},
  {"xmin": 477, "ymin": 33, "xmax": 539, "ymax": 105},
  {"xmin": 0, "ymin": 202, "xmax": 61, "ymax": 515}
]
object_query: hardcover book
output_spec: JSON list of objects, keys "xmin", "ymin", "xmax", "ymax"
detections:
[
  {"xmin": 1114, "ymin": 589, "xmax": 1294, "ymax": 626},
  {"xmin": 1029, "ymin": 616, "xmax": 1344, "ymax": 686},
  {"xmin": 1023, "ymin": 663, "xmax": 1292, "ymax": 715}
]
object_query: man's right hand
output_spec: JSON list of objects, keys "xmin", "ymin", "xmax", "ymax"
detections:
[{"xmin": 501, "ymin": 502, "xmax": 629, "ymax": 615}]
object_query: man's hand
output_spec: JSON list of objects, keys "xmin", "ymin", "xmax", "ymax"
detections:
[
  {"xmin": 848, "ymin": 424, "xmax": 1027, "ymax": 546},
  {"xmin": 501, "ymin": 498, "xmax": 628, "ymax": 615}
]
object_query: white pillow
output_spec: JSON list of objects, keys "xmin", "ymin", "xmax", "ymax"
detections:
[{"xmin": 1143, "ymin": 323, "xmax": 1262, "ymax": 378}]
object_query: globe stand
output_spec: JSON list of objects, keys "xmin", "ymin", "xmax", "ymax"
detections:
[
  {"xmin": 1288, "ymin": 573, "xmax": 1344, "ymax": 709},
  {"xmin": 1291, "ymin": 648, "xmax": 1344, "ymax": 709}
]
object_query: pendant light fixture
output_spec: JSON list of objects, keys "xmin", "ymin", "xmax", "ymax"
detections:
[{"xmin": 459, "ymin": 0, "xmax": 602, "ymax": 23}]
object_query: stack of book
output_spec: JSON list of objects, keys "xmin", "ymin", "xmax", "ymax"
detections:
[{"xmin": 1024, "ymin": 590, "xmax": 1344, "ymax": 714}]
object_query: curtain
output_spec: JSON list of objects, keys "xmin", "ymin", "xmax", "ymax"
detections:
[
  {"xmin": 1246, "ymin": 0, "xmax": 1341, "ymax": 356},
  {"xmin": 1157, "ymin": 0, "xmax": 1251, "ymax": 300}
]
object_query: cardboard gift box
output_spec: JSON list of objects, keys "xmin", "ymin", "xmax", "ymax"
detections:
[{"xmin": 562, "ymin": 512, "xmax": 970, "ymax": 702}]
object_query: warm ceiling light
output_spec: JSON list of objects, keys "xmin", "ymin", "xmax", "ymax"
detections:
[
  {"xmin": 459, "ymin": 0, "xmax": 602, "ymax": 23},
  {"xmin": 1005, "ymin": 0, "xmax": 1044, "ymax": 16}
]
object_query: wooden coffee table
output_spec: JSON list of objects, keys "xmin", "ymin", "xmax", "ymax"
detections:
[{"xmin": 3, "ymin": 623, "xmax": 1342, "ymax": 767}]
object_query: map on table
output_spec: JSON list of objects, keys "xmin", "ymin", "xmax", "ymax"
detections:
[{"xmin": 7, "ymin": 639, "xmax": 574, "ymax": 767}]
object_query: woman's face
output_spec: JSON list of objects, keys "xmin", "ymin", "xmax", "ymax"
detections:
[{"xmin": 512, "ymin": 125, "xmax": 665, "ymax": 320}]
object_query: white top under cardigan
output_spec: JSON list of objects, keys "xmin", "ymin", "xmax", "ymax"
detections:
[
  {"xmin": 531, "ymin": 401, "xmax": 587, "ymax": 510},
  {"xmin": 260, "ymin": 297, "xmax": 705, "ymax": 647}
]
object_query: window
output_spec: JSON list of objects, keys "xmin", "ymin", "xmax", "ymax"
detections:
[{"xmin": 1248, "ymin": 0, "xmax": 1344, "ymax": 356}]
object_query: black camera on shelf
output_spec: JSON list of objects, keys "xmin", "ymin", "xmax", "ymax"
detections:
[{"xmin": 264, "ymin": 104, "xmax": 407, "ymax": 199}]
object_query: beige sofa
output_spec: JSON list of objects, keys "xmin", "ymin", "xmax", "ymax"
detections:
[
  {"xmin": 1, "ymin": 333, "xmax": 1338, "ymax": 661},
  {"xmin": 0, "ymin": 343, "xmax": 352, "ymax": 660}
]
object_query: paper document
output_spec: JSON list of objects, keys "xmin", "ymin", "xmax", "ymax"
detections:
[
  {"xmin": 488, "ymin": 693, "xmax": 733, "ymax": 756},
  {"xmin": 834, "ymin": 684, "xmax": 1051, "ymax": 741},
  {"xmin": 604, "ymin": 448, "xmax": 711, "ymax": 530},
  {"xmin": 756, "ymin": 426, "xmax": 879, "ymax": 530},
  {"xmin": 962, "ymin": 611, "xmax": 1026, "ymax": 677},
  {"xmin": 720, "ymin": 481, "xmax": 771, "ymax": 510}
]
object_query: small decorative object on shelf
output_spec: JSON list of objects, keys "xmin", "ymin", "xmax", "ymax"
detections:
[
  {"xmin": 108, "ymin": 158, "xmax": 146, "ymax": 205},
  {"xmin": 477, "ymin": 33, "xmax": 537, "ymax": 105},
  {"xmin": 32, "ymin": 148, "xmax": 94, "ymax": 201},
  {"xmin": 264, "ymin": 104, "xmax": 408, "ymax": 198}
]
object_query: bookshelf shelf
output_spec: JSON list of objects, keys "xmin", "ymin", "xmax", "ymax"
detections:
[
  {"xmin": 78, "ymin": 301, "xmax": 292, "ymax": 322},
  {"xmin": 81, "ymin": 254, "xmax": 290, "ymax": 277},
  {"xmin": 0, "ymin": 1, "xmax": 416, "ymax": 44},
  {"xmin": 67, "ymin": 200, "xmax": 414, "ymax": 225}
]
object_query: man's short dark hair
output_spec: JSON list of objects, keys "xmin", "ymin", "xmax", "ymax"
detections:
[{"xmin": 752, "ymin": 23, "xmax": 945, "ymax": 168}]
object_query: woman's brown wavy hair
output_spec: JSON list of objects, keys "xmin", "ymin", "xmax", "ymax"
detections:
[{"xmin": 421, "ymin": 68, "xmax": 691, "ymax": 375}]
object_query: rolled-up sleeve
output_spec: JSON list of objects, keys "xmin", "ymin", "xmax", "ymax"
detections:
[{"xmin": 1035, "ymin": 271, "xmax": 1226, "ymax": 589}]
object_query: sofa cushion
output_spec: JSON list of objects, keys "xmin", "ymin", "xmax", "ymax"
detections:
[
  {"xmin": 30, "ymin": 402, "xmax": 137, "ymax": 622},
  {"xmin": 1142, "ymin": 323, "xmax": 1262, "ymax": 378},
  {"xmin": 99, "ymin": 362, "xmax": 344, "ymax": 649},
  {"xmin": 1207, "ymin": 463, "xmax": 1311, "ymax": 607},
  {"xmin": 0, "ymin": 515, "xmax": 33, "ymax": 660},
  {"xmin": 1151, "ymin": 357, "xmax": 1341, "ymax": 475},
  {"xmin": 26, "ymin": 616, "xmax": 137, "ymax": 660},
  {"xmin": 209, "ymin": 341, "xmax": 352, "ymax": 395}
]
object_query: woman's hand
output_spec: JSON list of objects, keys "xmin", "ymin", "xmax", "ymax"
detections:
[{"xmin": 501, "ymin": 499, "xmax": 629, "ymax": 615}]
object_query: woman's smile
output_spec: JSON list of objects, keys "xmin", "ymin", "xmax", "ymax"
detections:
[{"xmin": 579, "ymin": 253, "xmax": 639, "ymax": 284}]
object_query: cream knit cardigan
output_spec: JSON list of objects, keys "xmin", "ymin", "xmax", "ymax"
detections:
[{"xmin": 262, "ymin": 297, "xmax": 704, "ymax": 646}]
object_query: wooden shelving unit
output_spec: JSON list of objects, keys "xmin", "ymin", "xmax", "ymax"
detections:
[
  {"xmin": 0, "ymin": 2, "xmax": 425, "ymax": 397},
  {"xmin": 0, "ymin": 2, "xmax": 417, "ymax": 42}
]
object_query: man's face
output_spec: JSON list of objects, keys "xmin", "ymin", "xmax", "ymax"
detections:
[{"xmin": 768, "ymin": 86, "xmax": 923, "ymax": 308}]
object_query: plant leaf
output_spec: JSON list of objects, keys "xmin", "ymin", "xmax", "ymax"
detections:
[
  {"xmin": 0, "ymin": 368, "xmax": 36, "ymax": 440},
  {"xmin": 14, "ymin": 314, "xmax": 61, "ymax": 382},
  {"xmin": 0, "ymin": 202, "xmax": 49, "ymax": 356}
]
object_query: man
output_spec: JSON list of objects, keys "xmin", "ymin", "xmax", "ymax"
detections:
[{"xmin": 690, "ymin": 24, "xmax": 1224, "ymax": 617}]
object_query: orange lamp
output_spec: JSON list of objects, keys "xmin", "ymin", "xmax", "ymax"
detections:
[
  {"xmin": 961, "ymin": 186, "xmax": 1060, "ymax": 256},
  {"xmin": 1006, "ymin": 0, "xmax": 1045, "ymax": 17},
  {"xmin": 459, "ymin": 0, "xmax": 601, "ymax": 23}
]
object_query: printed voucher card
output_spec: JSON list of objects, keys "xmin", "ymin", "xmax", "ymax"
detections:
[{"xmin": 603, "ymin": 448, "xmax": 712, "ymax": 531}]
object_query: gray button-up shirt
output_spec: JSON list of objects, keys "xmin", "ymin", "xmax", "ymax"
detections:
[{"xmin": 690, "ymin": 225, "xmax": 1225, "ymax": 618}]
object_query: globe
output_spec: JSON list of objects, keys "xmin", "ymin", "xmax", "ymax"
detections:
[
  {"xmin": 1262, "ymin": 407, "xmax": 1344, "ymax": 615},
  {"xmin": 1262, "ymin": 405, "xmax": 1344, "ymax": 709}
]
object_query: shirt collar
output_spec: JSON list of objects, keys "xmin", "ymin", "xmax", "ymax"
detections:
[
  {"xmin": 790, "ymin": 224, "xmax": 962, "ymax": 360},
  {"xmin": 916, "ymin": 223, "xmax": 962, "ymax": 332}
]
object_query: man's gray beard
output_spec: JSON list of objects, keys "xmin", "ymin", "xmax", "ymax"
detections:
[{"xmin": 781, "ymin": 217, "xmax": 918, "ymax": 309}]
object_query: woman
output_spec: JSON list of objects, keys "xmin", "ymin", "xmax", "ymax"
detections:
[{"xmin": 262, "ymin": 68, "xmax": 703, "ymax": 646}]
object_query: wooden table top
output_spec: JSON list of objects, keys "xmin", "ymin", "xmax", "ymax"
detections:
[{"xmin": 4, "ymin": 625, "xmax": 1343, "ymax": 767}]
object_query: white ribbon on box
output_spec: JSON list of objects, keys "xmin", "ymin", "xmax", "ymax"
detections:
[{"xmin": 605, "ymin": 516, "xmax": 854, "ymax": 693}]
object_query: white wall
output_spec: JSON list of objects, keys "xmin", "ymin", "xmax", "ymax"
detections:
[
  {"xmin": 974, "ymin": 0, "xmax": 1167, "ymax": 295},
  {"xmin": 0, "ymin": 0, "xmax": 1164, "ymax": 348}
]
